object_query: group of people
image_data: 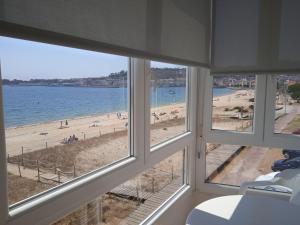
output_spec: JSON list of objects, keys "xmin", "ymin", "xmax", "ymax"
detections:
[
  {"xmin": 63, "ymin": 134, "xmax": 78, "ymax": 144},
  {"xmin": 116, "ymin": 112, "xmax": 122, "ymax": 119}
]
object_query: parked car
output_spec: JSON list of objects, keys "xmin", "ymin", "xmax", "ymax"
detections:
[
  {"xmin": 292, "ymin": 128, "xmax": 300, "ymax": 135},
  {"xmin": 271, "ymin": 156, "xmax": 300, "ymax": 171},
  {"xmin": 282, "ymin": 149, "xmax": 300, "ymax": 159}
]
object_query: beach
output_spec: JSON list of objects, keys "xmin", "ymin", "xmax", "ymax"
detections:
[
  {"xmin": 5, "ymin": 102, "xmax": 186, "ymax": 157},
  {"xmin": 212, "ymin": 89, "xmax": 255, "ymax": 131},
  {"xmin": 5, "ymin": 88, "xmax": 250, "ymax": 158}
]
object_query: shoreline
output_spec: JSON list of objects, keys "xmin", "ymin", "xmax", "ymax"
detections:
[
  {"xmin": 5, "ymin": 89, "xmax": 254, "ymax": 157},
  {"xmin": 4, "ymin": 86, "xmax": 243, "ymax": 129},
  {"xmin": 5, "ymin": 110, "xmax": 127, "ymax": 130},
  {"xmin": 213, "ymin": 88, "xmax": 238, "ymax": 98},
  {"xmin": 5, "ymin": 102, "xmax": 186, "ymax": 156},
  {"xmin": 5, "ymin": 101, "xmax": 186, "ymax": 130}
]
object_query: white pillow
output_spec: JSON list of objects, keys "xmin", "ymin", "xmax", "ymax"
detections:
[{"xmin": 252, "ymin": 185, "xmax": 292, "ymax": 194}]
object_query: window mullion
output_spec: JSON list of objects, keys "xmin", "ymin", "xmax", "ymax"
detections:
[
  {"xmin": 264, "ymin": 74, "xmax": 277, "ymax": 142},
  {"xmin": 144, "ymin": 60, "xmax": 151, "ymax": 164},
  {"xmin": 196, "ymin": 68, "xmax": 210, "ymax": 190},
  {"xmin": 253, "ymin": 75, "xmax": 267, "ymax": 145},
  {"xmin": 186, "ymin": 67, "xmax": 201, "ymax": 189},
  {"xmin": 0, "ymin": 75, "xmax": 9, "ymax": 224},
  {"xmin": 132, "ymin": 58, "xmax": 147, "ymax": 164}
]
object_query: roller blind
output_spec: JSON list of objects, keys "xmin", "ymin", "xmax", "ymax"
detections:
[
  {"xmin": 212, "ymin": 0, "xmax": 300, "ymax": 74},
  {"xmin": 0, "ymin": 0, "xmax": 210, "ymax": 67}
]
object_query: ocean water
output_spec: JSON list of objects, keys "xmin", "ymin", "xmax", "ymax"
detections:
[{"xmin": 2, "ymin": 86, "xmax": 234, "ymax": 127}]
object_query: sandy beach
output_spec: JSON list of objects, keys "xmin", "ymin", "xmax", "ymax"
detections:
[
  {"xmin": 5, "ymin": 102, "xmax": 186, "ymax": 157},
  {"xmin": 6, "ymin": 89, "xmax": 250, "ymax": 158},
  {"xmin": 212, "ymin": 89, "xmax": 255, "ymax": 131}
]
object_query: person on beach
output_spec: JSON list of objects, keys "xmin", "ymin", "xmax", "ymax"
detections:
[
  {"xmin": 72, "ymin": 134, "xmax": 78, "ymax": 141},
  {"xmin": 60, "ymin": 121, "xmax": 63, "ymax": 128},
  {"xmin": 65, "ymin": 120, "xmax": 68, "ymax": 126},
  {"xmin": 68, "ymin": 136, "xmax": 72, "ymax": 144}
]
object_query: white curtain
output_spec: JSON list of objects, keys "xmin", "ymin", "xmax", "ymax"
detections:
[
  {"xmin": 0, "ymin": 0, "xmax": 211, "ymax": 67},
  {"xmin": 212, "ymin": 0, "xmax": 300, "ymax": 73}
]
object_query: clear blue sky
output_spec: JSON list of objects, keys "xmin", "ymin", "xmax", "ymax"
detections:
[{"xmin": 0, "ymin": 36, "xmax": 183, "ymax": 80}]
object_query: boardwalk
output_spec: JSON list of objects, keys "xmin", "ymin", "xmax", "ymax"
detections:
[
  {"xmin": 206, "ymin": 145, "xmax": 243, "ymax": 180},
  {"xmin": 120, "ymin": 178, "xmax": 183, "ymax": 225}
]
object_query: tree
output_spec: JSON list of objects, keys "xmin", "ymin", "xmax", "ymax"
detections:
[{"xmin": 288, "ymin": 83, "xmax": 300, "ymax": 103}]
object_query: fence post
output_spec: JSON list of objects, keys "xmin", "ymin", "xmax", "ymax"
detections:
[
  {"xmin": 136, "ymin": 186, "xmax": 140, "ymax": 205},
  {"xmin": 21, "ymin": 146, "xmax": 24, "ymax": 166},
  {"xmin": 57, "ymin": 169, "xmax": 61, "ymax": 183},
  {"xmin": 45, "ymin": 142, "xmax": 48, "ymax": 149},
  {"xmin": 37, "ymin": 160, "xmax": 40, "ymax": 182},
  {"xmin": 136, "ymin": 178, "xmax": 141, "ymax": 205},
  {"xmin": 171, "ymin": 165, "xmax": 174, "ymax": 180},
  {"xmin": 84, "ymin": 133, "xmax": 86, "ymax": 140},
  {"xmin": 54, "ymin": 163, "xmax": 57, "ymax": 174},
  {"xmin": 152, "ymin": 177, "xmax": 155, "ymax": 193},
  {"xmin": 18, "ymin": 160, "xmax": 22, "ymax": 177},
  {"xmin": 73, "ymin": 163, "xmax": 76, "ymax": 178},
  {"xmin": 100, "ymin": 196, "xmax": 103, "ymax": 222}
]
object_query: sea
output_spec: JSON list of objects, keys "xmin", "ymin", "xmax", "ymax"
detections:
[{"xmin": 2, "ymin": 86, "xmax": 234, "ymax": 128}]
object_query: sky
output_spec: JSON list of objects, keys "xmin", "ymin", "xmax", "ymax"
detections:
[{"xmin": 0, "ymin": 36, "xmax": 183, "ymax": 80}]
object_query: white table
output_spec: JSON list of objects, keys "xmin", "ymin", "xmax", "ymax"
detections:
[{"xmin": 186, "ymin": 195, "xmax": 300, "ymax": 225}]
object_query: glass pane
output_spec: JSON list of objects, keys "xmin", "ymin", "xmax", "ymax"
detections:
[
  {"xmin": 150, "ymin": 61, "xmax": 187, "ymax": 147},
  {"xmin": 52, "ymin": 150, "xmax": 186, "ymax": 225},
  {"xmin": 274, "ymin": 75, "xmax": 300, "ymax": 135},
  {"xmin": 1, "ymin": 36, "xmax": 130, "ymax": 205},
  {"xmin": 205, "ymin": 143, "xmax": 292, "ymax": 193},
  {"xmin": 212, "ymin": 75, "xmax": 256, "ymax": 132}
]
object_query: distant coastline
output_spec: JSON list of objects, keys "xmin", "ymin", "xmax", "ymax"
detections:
[{"xmin": 2, "ymin": 67, "xmax": 187, "ymax": 88}]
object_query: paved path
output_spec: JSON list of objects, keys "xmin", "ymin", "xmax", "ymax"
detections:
[{"xmin": 275, "ymin": 105, "xmax": 300, "ymax": 132}]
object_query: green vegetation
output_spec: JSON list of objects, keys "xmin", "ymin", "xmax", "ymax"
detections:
[{"xmin": 288, "ymin": 83, "xmax": 300, "ymax": 102}]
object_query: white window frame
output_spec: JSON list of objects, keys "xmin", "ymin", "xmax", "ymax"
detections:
[
  {"xmin": 264, "ymin": 74, "xmax": 300, "ymax": 149},
  {"xmin": 146, "ymin": 65, "xmax": 195, "ymax": 165},
  {"xmin": 199, "ymin": 72, "xmax": 300, "ymax": 196},
  {"xmin": 203, "ymin": 74, "xmax": 267, "ymax": 146},
  {"xmin": 0, "ymin": 36, "xmax": 199, "ymax": 225}
]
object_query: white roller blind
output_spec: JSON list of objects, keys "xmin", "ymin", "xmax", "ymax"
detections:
[
  {"xmin": 212, "ymin": 0, "xmax": 300, "ymax": 73},
  {"xmin": 0, "ymin": 0, "xmax": 210, "ymax": 67}
]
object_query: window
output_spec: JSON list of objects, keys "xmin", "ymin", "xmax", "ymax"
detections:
[
  {"xmin": 274, "ymin": 75, "xmax": 300, "ymax": 136},
  {"xmin": 211, "ymin": 75, "xmax": 256, "ymax": 132},
  {"xmin": 1, "ymin": 36, "xmax": 131, "ymax": 205},
  {"xmin": 149, "ymin": 61, "xmax": 188, "ymax": 147},
  {"xmin": 52, "ymin": 149, "xmax": 186, "ymax": 225},
  {"xmin": 0, "ymin": 36, "xmax": 195, "ymax": 225},
  {"xmin": 203, "ymin": 73, "xmax": 300, "ymax": 195}
]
